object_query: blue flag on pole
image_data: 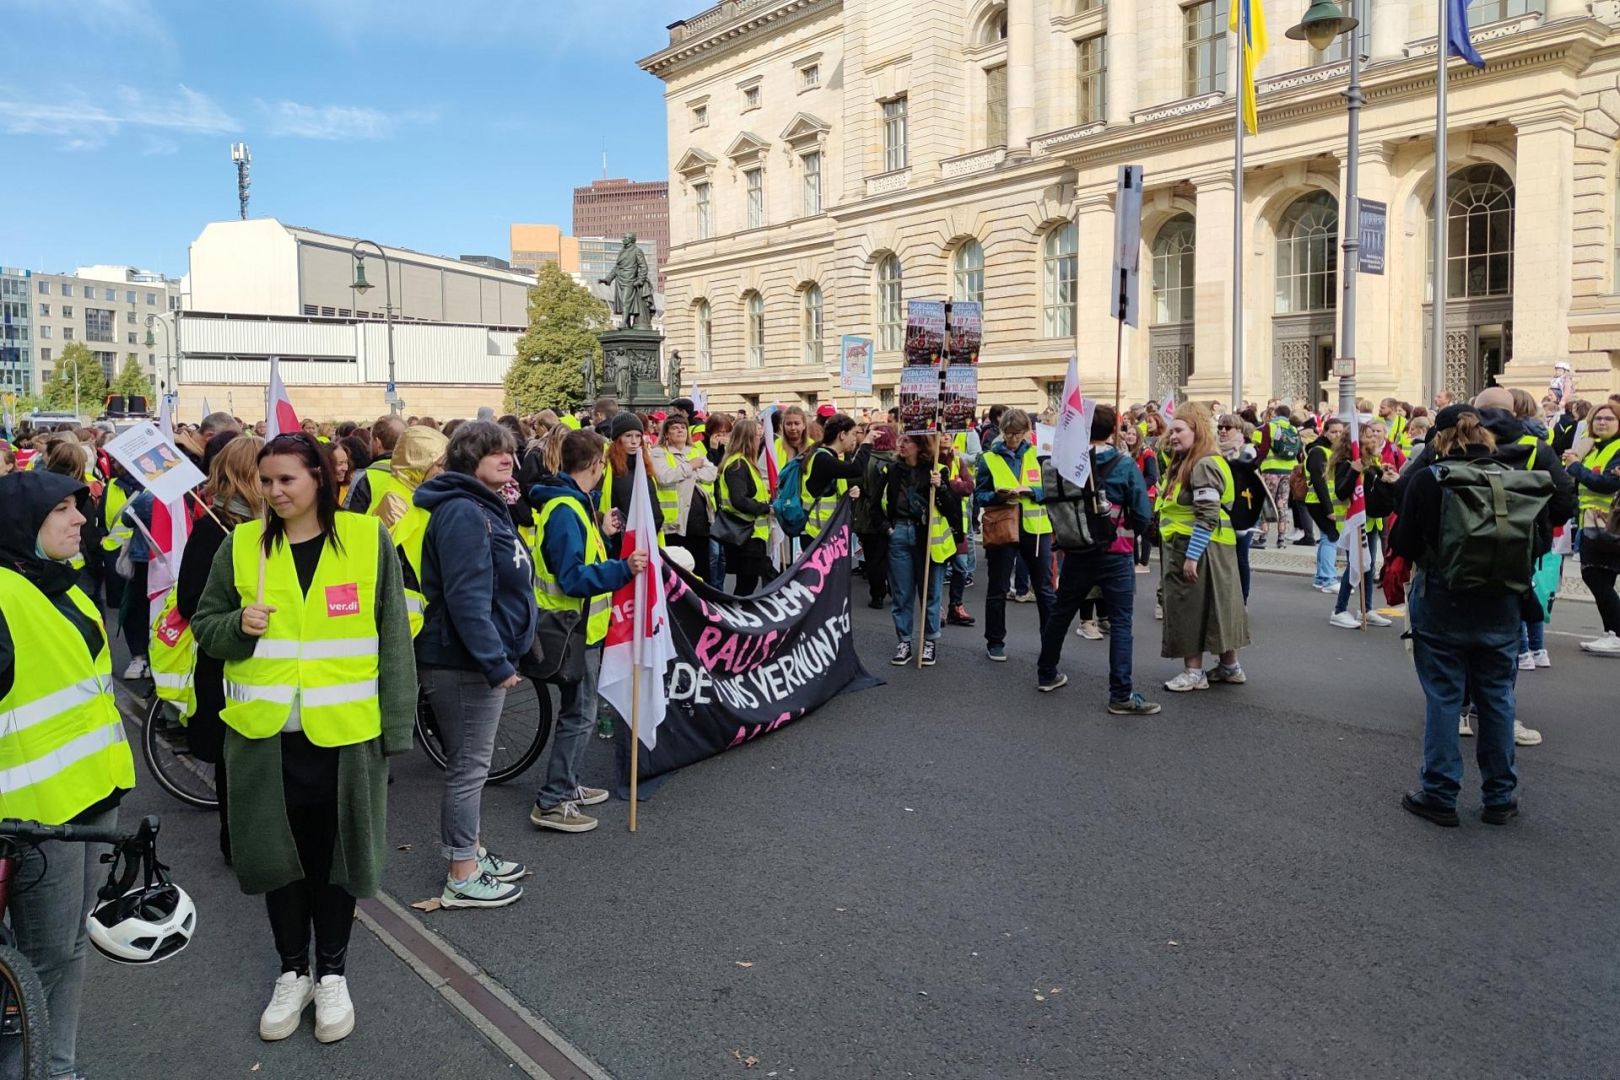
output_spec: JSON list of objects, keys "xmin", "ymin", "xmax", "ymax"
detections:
[{"xmin": 1447, "ymin": 0, "xmax": 1485, "ymax": 68}]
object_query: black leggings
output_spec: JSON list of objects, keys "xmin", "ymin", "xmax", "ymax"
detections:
[
  {"xmin": 1582, "ymin": 562, "xmax": 1620, "ymax": 634},
  {"xmin": 264, "ymin": 800, "xmax": 356, "ymax": 979}
]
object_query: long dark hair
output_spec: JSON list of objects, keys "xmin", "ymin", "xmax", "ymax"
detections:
[
  {"xmin": 810, "ymin": 413, "xmax": 856, "ymax": 457},
  {"xmin": 257, "ymin": 432, "xmax": 342, "ymax": 555}
]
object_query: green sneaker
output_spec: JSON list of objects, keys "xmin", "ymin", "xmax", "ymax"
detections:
[
  {"xmin": 595, "ymin": 716, "xmax": 614, "ymax": 740},
  {"xmin": 476, "ymin": 847, "xmax": 526, "ymax": 883},
  {"xmin": 440, "ymin": 871, "xmax": 523, "ymax": 909}
]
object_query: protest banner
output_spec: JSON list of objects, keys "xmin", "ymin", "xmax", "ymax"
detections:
[
  {"xmin": 632, "ymin": 499, "xmax": 880, "ymax": 782},
  {"xmin": 946, "ymin": 302, "xmax": 982, "ymax": 363},
  {"xmin": 903, "ymin": 301, "xmax": 946, "ymax": 367},
  {"xmin": 104, "ymin": 421, "xmax": 205, "ymax": 506},
  {"xmin": 898, "ymin": 367, "xmax": 940, "ymax": 435},
  {"xmin": 838, "ymin": 335, "xmax": 874, "ymax": 393},
  {"xmin": 941, "ymin": 365, "xmax": 977, "ymax": 433}
]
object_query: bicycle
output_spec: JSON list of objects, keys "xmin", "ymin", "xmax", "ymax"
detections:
[
  {"xmin": 140, "ymin": 695, "xmax": 219, "ymax": 810},
  {"xmin": 415, "ymin": 675, "xmax": 554, "ymax": 784},
  {"xmin": 0, "ymin": 815, "xmax": 192, "ymax": 1080}
]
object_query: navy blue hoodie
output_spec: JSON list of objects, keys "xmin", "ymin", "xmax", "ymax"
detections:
[
  {"xmin": 527, "ymin": 475, "xmax": 636, "ymax": 601},
  {"xmin": 414, "ymin": 472, "xmax": 538, "ymax": 686}
]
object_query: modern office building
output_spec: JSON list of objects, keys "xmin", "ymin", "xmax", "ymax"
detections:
[
  {"xmin": 1, "ymin": 264, "xmax": 181, "ymax": 395},
  {"xmin": 509, "ymin": 223, "xmax": 582, "ymax": 276},
  {"xmin": 640, "ymin": 0, "xmax": 1620, "ymax": 413},
  {"xmin": 573, "ymin": 178, "xmax": 671, "ymax": 287}
]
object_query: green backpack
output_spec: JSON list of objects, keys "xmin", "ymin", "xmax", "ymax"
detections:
[{"xmin": 1430, "ymin": 459, "xmax": 1554, "ymax": 594}]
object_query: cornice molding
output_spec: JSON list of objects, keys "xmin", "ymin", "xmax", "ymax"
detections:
[{"xmin": 640, "ymin": 0, "xmax": 838, "ymax": 78}]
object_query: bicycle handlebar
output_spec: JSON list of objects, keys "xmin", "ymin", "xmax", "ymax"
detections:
[{"xmin": 0, "ymin": 815, "xmax": 158, "ymax": 848}]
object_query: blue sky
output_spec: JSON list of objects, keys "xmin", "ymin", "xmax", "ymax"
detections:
[{"xmin": 1, "ymin": 0, "xmax": 693, "ymax": 276}]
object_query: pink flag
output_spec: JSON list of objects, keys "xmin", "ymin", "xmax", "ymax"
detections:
[
  {"xmin": 599, "ymin": 457, "xmax": 676, "ymax": 751},
  {"xmin": 1050, "ymin": 354, "xmax": 1096, "ymax": 489},
  {"xmin": 758, "ymin": 404, "xmax": 780, "ymax": 495},
  {"xmin": 264, "ymin": 356, "xmax": 299, "ymax": 439}
]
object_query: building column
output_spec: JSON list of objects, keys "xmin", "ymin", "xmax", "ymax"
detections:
[
  {"xmin": 1341, "ymin": 144, "xmax": 1401, "ymax": 397},
  {"xmin": 1007, "ymin": 0, "xmax": 1036, "ymax": 153},
  {"xmin": 1075, "ymin": 191, "xmax": 1120, "ymax": 384},
  {"xmin": 1507, "ymin": 110, "xmax": 1578, "ymax": 389},
  {"xmin": 1105, "ymin": 0, "xmax": 1138, "ymax": 126},
  {"xmin": 1188, "ymin": 172, "xmax": 1236, "ymax": 401},
  {"xmin": 1368, "ymin": 0, "xmax": 1409, "ymax": 64}
]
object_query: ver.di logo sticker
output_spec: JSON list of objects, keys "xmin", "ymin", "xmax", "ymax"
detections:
[{"xmin": 325, "ymin": 583, "xmax": 360, "ymax": 617}]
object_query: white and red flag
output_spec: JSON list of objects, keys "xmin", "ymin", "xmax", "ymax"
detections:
[
  {"xmin": 145, "ymin": 393, "xmax": 193, "ymax": 620},
  {"xmin": 1049, "ymin": 354, "xmax": 1096, "ymax": 489},
  {"xmin": 599, "ymin": 457, "xmax": 675, "ymax": 751},
  {"xmin": 264, "ymin": 356, "xmax": 299, "ymax": 439},
  {"xmin": 1337, "ymin": 475, "xmax": 1369, "ymax": 580},
  {"xmin": 758, "ymin": 403, "xmax": 780, "ymax": 495}
]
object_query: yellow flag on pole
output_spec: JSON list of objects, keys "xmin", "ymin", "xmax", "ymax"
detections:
[{"xmin": 1230, "ymin": 0, "xmax": 1268, "ymax": 135}]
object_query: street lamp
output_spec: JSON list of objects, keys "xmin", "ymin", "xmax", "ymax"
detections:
[
  {"xmin": 350, "ymin": 240, "xmax": 399, "ymax": 416},
  {"xmin": 145, "ymin": 313, "xmax": 172, "ymax": 400},
  {"xmin": 1287, "ymin": 0, "xmax": 1361, "ymax": 428}
]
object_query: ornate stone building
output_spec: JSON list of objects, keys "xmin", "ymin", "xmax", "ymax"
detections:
[{"xmin": 640, "ymin": 0, "xmax": 1620, "ymax": 413}]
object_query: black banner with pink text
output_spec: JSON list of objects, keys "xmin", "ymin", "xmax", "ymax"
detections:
[{"xmin": 636, "ymin": 499, "xmax": 880, "ymax": 780}]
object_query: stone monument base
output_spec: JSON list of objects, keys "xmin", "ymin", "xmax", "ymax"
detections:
[{"xmin": 598, "ymin": 326, "xmax": 667, "ymax": 410}]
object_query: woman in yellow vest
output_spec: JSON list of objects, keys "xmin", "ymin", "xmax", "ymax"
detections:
[
  {"xmin": 173, "ymin": 434, "xmax": 264, "ymax": 863},
  {"xmin": 973, "ymin": 408, "xmax": 1054, "ymax": 662},
  {"xmin": 716, "ymin": 418, "xmax": 774, "ymax": 595},
  {"xmin": 883, "ymin": 434, "xmax": 960, "ymax": 667},
  {"xmin": 191, "ymin": 431, "xmax": 416, "ymax": 1045},
  {"xmin": 650, "ymin": 414, "xmax": 718, "ymax": 577},
  {"xmin": 1156, "ymin": 402, "xmax": 1249, "ymax": 691},
  {"xmin": 801, "ymin": 413, "xmax": 873, "ymax": 540},
  {"xmin": 601, "ymin": 413, "xmax": 666, "ymax": 559},
  {"xmin": 0, "ymin": 469, "xmax": 137, "ymax": 1080},
  {"xmin": 1565, "ymin": 401, "xmax": 1620, "ymax": 654}
]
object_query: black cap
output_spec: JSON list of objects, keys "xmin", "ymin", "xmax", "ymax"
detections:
[
  {"xmin": 608, "ymin": 412, "xmax": 645, "ymax": 440},
  {"xmin": 1432, "ymin": 404, "xmax": 1478, "ymax": 433}
]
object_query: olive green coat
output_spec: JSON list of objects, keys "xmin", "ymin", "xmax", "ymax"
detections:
[
  {"xmin": 190, "ymin": 521, "xmax": 417, "ymax": 897},
  {"xmin": 1159, "ymin": 455, "xmax": 1251, "ymax": 659}
]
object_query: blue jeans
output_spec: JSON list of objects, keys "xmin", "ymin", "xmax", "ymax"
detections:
[
  {"xmin": 1409, "ymin": 571, "xmax": 1520, "ymax": 808},
  {"xmin": 1519, "ymin": 620, "xmax": 1545, "ymax": 653},
  {"xmin": 707, "ymin": 537, "xmax": 726, "ymax": 587},
  {"xmin": 1334, "ymin": 530, "xmax": 1381, "ymax": 615},
  {"xmin": 1037, "ymin": 551, "xmax": 1136, "ymax": 701},
  {"xmin": 888, "ymin": 521, "xmax": 944, "ymax": 642},
  {"xmin": 1314, "ymin": 535, "xmax": 1338, "ymax": 589},
  {"xmin": 945, "ymin": 553, "xmax": 969, "ymax": 606},
  {"xmin": 1013, "ymin": 551, "xmax": 1031, "ymax": 594},
  {"xmin": 537, "ymin": 646, "xmax": 602, "ymax": 808}
]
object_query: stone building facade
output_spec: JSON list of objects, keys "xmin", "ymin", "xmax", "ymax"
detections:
[{"xmin": 640, "ymin": 0, "xmax": 1620, "ymax": 414}]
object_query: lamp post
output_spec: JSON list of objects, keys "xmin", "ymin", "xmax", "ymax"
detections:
[
  {"xmin": 1287, "ymin": 0, "xmax": 1361, "ymax": 429},
  {"xmin": 144, "ymin": 313, "xmax": 172, "ymax": 402},
  {"xmin": 350, "ymin": 240, "xmax": 398, "ymax": 416}
]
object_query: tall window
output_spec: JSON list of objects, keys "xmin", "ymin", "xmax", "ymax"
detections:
[
  {"xmin": 745, "ymin": 169, "xmax": 764, "ymax": 230},
  {"xmin": 1441, "ymin": 164, "xmax": 1514, "ymax": 300},
  {"xmin": 1077, "ymin": 35, "xmax": 1108, "ymax": 124},
  {"xmin": 883, "ymin": 97, "xmax": 908, "ymax": 172},
  {"xmin": 696, "ymin": 300, "xmax": 713, "ymax": 370},
  {"xmin": 1152, "ymin": 215, "xmax": 1196, "ymax": 325},
  {"xmin": 695, "ymin": 182, "xmax": 712, "ymax": 239},
  {"xmin": 876, "ymin": 254, "xmax": 904, "ymax": 350},
  {"xmin": 1183, "ymin": 0, "xmax": 1229, "ymax": 98},
  {"xmin": 1043, "ymin": 224, "xmax": 1079, "ymax": 338},
  {"xmin": 803, "ymin": 285, "xmax": 824, "ymax": 365},
  {"xmin": 802, "ymin": 151, "xmax": 822, "ymax": 216},
  {"xmin": 746, "ymin": 292, "xmax": 765, "ymax": 367},
  {"xmin": 85, "ymin": 308, "xmax": 114, "ymax": 343},
  {"xmin": 953, "ymin": 241, "xmax": 985, "ymax": 306},
  {"xmin": 985, "ymin": 65, "xmax": 1008, "ymax": 147},
  {"xmin": 1274, "ymin": 192, "xmax": 1339, "ymax": 314},
  {"xmin": 1467, "ymin": 0, "xmax": 1543, "ymax": 23}
]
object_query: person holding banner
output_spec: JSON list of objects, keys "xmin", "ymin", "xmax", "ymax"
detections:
[
  {"xmin": 1156, "ymin": 403, "xmax": 1249, "ymax": 692},
  {"xmin": 883, "ymin": 434, "xmax": 960, "ymax": 666},
  {"xmin": 717, "ymin": 418, "xmax": 775, "ymax": 596},
  {"xmin": 191, "ymin": 431, "xmax": 416, "ymax": 1044},
  {"xmin": 975, "ymin": 408, "xmax": 1055, "ymax": 663},
  {"xmin": 1326, "ymin": 424, "xmax": 1397, "ymax": 630}
]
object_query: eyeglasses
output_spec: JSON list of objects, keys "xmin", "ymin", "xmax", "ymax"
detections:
[{"xmin": 1217, "ymin": 425, "xmax": 1239, "ymax": 432}]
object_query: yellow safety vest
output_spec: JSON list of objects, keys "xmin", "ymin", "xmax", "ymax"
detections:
[
  {"xmin": 1387, "ymin": 414, "xmax": 1411, "ymax": 453},
  {"xmin": 561, "ymin": 415, "xmax": 581, "ymax": 430},
  {"xmin": 1260, "ymin": 420, "xmax": 1299, "ymax": 475},
  {"xmin": 881, "ymin": 473, "xmax": 956, "ymax": 564},
  {"xmin": 717, "ymin": 456, "xmax": 771, "ymax": 544},
  {"xmin": 0, "ymin": 569, "xmax": 135, "ymax": 824},
  {"xmin": 101, "ymin": 481, "xmax": 133, "ymax": 553},
  {"xmin": 980, "ymin": 444, "xmax": 1051, "ymax": 535},
  {"xmin": 532, "ymin": 497, "xmax": 612, "ymax": 645},
  {"xmin": 601, "ymin": 464, "xmax": 666, "ymax": 546},
  {"xmin": 1303, "ymin": 444, "xmax": 1330, "ymax": 506},
  {"xmin": 222, "ymin": 513, "xmax": 384, "ymax": 746},
  {"xmin": 363, "ymin": 464, "xmax": 402, "ymax": 513},
  {"xmin": 803, "ymin": 448, "xmax": 847, "ymax": 540},
  {"xmin": 690, "ymin": 421, "xmax": 706, "ymax": 446},
  {"xmin": 148, "ymin": 588, "xmax": 197, "ymax": 719},
  {"xmin": 1579, "ymin": 437, "xmax": 1620, "ymax": 516},
  {"xmin": 392, "ymin": 505, "xmax": 430, "ymax": 639},
  {"xmin": 1156, "ymin": 455, "xmax": 1237, "ymax": 546},
  {"xmin": 660, "ymin": 446, "xmax": 712, "ymax": 520}
]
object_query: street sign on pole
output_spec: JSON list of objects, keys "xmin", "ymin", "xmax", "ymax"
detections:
[
  {"xmin": 1111, "ymin": 165, "xmax": 1144, "ymax": 327},
  {"xmin": 1357, "ymin": 198, "xmax": 1386, "ymax": 275}
]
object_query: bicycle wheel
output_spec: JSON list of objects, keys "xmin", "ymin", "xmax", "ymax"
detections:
[
  {"xmin": 0, "ymin": 943, "xmax": 50, "ymax": 1080},
  {"xmin": 141, "ymin": 697, "xmax": 219, "ymax": 810},
  {"xmin": 415, "ymin": 677, "xmax": 553, "ymax": 785}
]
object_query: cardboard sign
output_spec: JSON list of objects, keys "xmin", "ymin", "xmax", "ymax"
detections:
[
  {"xmin": 103, "ymin": 421, "xmax": 205, "ymax": 507},
  {"xmin": 838, "ymin": 336, "xmax": 874, "ymax": 393}
]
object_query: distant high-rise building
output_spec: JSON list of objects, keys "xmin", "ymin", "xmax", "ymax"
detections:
[
  {"xmin": 2, "ymin": 264, "xmax": 181, "ymax": 394},
  {"xmin": 509, "ymin": 224, "xmax": 580, "ymax": 277},
  {"xmin": 572, "ymin": 179, "xmax": 669, "ymax": 288}
]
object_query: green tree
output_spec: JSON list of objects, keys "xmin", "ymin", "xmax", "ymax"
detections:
[
  {"xmin": 44, "ymin": 342, "xmax": 110, "ymax": 415},
  {"xmin": 502, "ymin": 262, "xmax": 610, "ymax": 414},
  {"xmin": 112, "ymin": 355, "xmax": 153, "ymax": 403}
]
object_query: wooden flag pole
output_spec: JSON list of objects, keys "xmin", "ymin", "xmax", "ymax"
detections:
[
  {"xmin": 256, "ymin": 508, "xmax": 268, "ymax": 606},
  {"xmin": 629, "ymin": 664, "xmax": 640, "ymax": 832},
  {"xmin": 184, "ymin": 488, "xmax": 229, "ymax": 533},
  {"xmin": 916, "ymin": 434, "xmax": 940, "ymax": 670}
]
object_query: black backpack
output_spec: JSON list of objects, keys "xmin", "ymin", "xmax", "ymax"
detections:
[{"xmin": 1042, "ymin": 453, "xmax": 1122, "ymax": 553}]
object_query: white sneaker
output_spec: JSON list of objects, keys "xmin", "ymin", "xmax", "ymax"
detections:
[
  {"xmin": 259, "ymin": 972, "xmax": 314, "ymax": 1041},
  {"xmin": 1153, "ymin": 602, "xmax": 1163, "ymax": 621},
  {"xmin": 1317, "ymin": 584, "xmax": 1340, "ymax": 594},
  {"xmin": 1075, "ymin": 620, "xmax": 1103, "ymax": 640},
  {"xmin": 1517, "ymin": 652, "xmax": 1536, "ymax": 671},
  {"xmin": 1459, "ymin": 711, "xmax": 1474, "ymax": 737},
  {"xmin": 1286, "ymin": 528, "xmax": 1305, "ymax": 543},
  {"xmin": 1514, "ymin": 720, "xmax": 1543, "ymax": 747},
  {"xmin": 1164, "ymin": 669, "xmax": 1209, "ymax": 693},
  {"xmin": 1329, "ymin": 611, "xmax": 1361, "ymax": 629},
  {"xmin": 1533, "ymin": 649, "xmax": 1551, "ymax": 668},
  {"xmin": 121, "ymin": 656, "xmax": 149, "ymax": 680},
  {"xmin": 1579, "ymin": 631, "xmax": 1620, "ymax": 656},
  {"xmin": 1365, "ymin": 611, "xmax": 1392, "ymax": 627},
  {"xmin": 313, "ymin": 974, "xmax": 355, "ymax": 1043}
]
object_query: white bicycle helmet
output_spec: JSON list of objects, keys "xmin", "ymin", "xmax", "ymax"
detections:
[{"xmin": 87, "ymin": 881, "xmax": 196, "ymax": 965}]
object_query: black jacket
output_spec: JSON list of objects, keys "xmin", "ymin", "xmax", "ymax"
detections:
[
  {"xmin": 1384, "ymin": 410, "xmax": 1577, "ymax": 528},
  {"xmin": 804, "ymin": 445, "xmax": 870, "ymax": 499}
]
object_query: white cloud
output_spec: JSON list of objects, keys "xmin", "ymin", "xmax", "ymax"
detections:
[
  {"xmin": 0, "ymin": 0, "xmax": 173, "ymax": 45},
  {"xmin": 0, "ymin": 84, "xmax": 238, "ymax": 148},
  {"xmin": 257, "ymin": 100, "xmax": 439, "ymax": 140},
  {"xmin": 273, "ymin": 0, "xmax": 691, "ymax": 54}
]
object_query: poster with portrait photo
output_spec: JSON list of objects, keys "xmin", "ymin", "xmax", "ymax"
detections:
[
  {"xmin": 898, "ymin": 366, "xmax": 940, "ymax": 435},
  {"xmin": 904, "ymin": 301, "xmax": 946, "ymax": 367}
]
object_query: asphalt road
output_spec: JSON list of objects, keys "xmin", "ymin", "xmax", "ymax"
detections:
[{"xmin": 80, "ymin": 566, "xmax": 1616, "ymax": 1080}]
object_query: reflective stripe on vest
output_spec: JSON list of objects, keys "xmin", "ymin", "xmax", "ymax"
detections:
[
  {"xmin": 0, "ymin": 569, "xmax": 134, "ymax": 825},
  {"xmin": 148, "ymin": 588, "xmax": 198, "ymax": 717},
  {"xmin": 101, "ymin": 481, "xmax": 132, "ymax": 552},
  {"xmin": 981, "ymin": 445, "xmax": 1051, "ymax": 535},
  {"xmin": 1579, "ymin": 438, "xmax": 1620, "ymax": 515},
  {"xmin": 717, "ymin": 457, "xmax": 771, "ymax": 544},
  {"xmin": 533, "ymin": 496, "xmax": 612, "ymax": 645},
  {"xmin": 223, "ymin": 513, "xmax": 384, "ymax": 746},
  {"xmin": 803, "ymin": 448, "xmax": 847, "ymax": 539},
  {"xmin": 1155, "ymin": 456, "xmax": 1236, "ymax": 545}
]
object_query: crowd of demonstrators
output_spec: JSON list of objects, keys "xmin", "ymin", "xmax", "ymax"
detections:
[{"xmin": 1566, "ymin": 400, "xmax": 1620, "ymax": 654}]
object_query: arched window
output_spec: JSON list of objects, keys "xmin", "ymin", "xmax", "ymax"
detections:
[
  {"xmin": 1042, "ymin": 223, "xmax": 1078, "ymax": 338},
  {"xmin": 980, "ymin": 5, "xmax": 1008, "ymax": 44},
  {"xmin": 953, "ymin": 240, "xmax": 985, "ymax": 306},
  {"xmin": 1443, "ymin": 164, "xmax": 1514, "ymax": 300},
  {"xmin": 876, "ymin": 254, "xmax": 903, "ymax": 350},
  {"xmin": 695, "ymin": 300, "xmax": 712, "ymax": 370},
  {"xmin": 1274, "ymin": 192, "xmax": 1338, "ymax": 315},
  {"xmin": 802, "ymin": 285, "xmax": 824, "ymax": 365},
  {"xmin": 746, "ymin": 292, "xmax": 765, "ymax": 368},
  {"xmin": 1151, "ymin": 215, "xmax": 1195, "ymax": 325}
]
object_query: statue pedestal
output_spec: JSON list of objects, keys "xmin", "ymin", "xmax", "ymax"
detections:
[{"xmin": 599, "ymin": 326, "xmax": 667, "ymax": 409}]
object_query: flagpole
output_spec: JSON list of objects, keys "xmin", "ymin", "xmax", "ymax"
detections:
[
  {"xmin": 1429, "ymin": 0, "xmax": 1449, "ymax": 408},
  {"xmin": 1231, "ymin": 0, "xmax": 1246, "ymax": 412},
  {"xmin": 629, "ymin": 457, "xmax": 648, "ymax": 833}
]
